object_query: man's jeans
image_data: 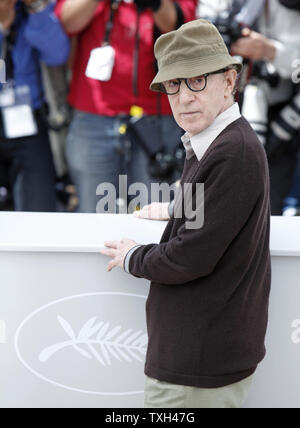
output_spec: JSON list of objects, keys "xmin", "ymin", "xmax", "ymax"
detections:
[
  {"xmin": 66, "ymin": 111, "xmax": 184, "ymax": 213},
  {"xmin": 0, "ymin": 114, "xmax": 56, "ymax": 212}
]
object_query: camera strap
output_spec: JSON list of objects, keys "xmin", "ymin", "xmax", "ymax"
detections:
[
  {"xmin": 1, "ymin": 26, "xmax": 17, "ymax": 83},
  {"xmin": 102, "ymin": 0, "xmax": 140, "ymax": 98},
  {"xmin": 102, "ymin": 0, "xmax": 121, "ymax": 46},
  {"xmin": 264, "ymin": 0, "xmax": 270, "ymax": 25},
  {"xmin": 133, "ymin": 9, "xmax": 141, "ymax": 98}
]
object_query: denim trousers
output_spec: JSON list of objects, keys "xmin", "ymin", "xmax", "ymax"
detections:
[
  {"xmin": 0, "ymin": 114, "xmax": 56, "ymax": 212},
  {"xmin": 66, "ymin": 110, "xmax": 184, "ymax": 213}
]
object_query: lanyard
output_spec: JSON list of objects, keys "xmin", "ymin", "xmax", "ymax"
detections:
[
  {"xmin": 103, "ymin": 0, "xmax": 121, "ymax": 46},
  {"xmin": 265, "ymin": 0, "xmax": 270, "ymax": 23},
  {"xmin": 1, "ymin": 26, "xmax": 17, "ymax": 83},
  {"xmin": 102, "ymin": 1, "xmax": 140, "ymax": 98},
  {"xmin": 133, "ymin": 9, "xmax": 141, "ymax": 98}
]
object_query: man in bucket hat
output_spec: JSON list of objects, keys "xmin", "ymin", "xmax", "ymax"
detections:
[{"xmin": 101, "ymin": 19, "xmax": 271, "ymax": 408}]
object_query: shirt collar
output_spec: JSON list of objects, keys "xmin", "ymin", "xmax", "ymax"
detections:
[{"xmin": 181, "ymin": 103, "xmax": 241, "ymax": 162}]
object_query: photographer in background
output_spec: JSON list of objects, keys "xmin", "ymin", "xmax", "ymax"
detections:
[
  {"xmin": 0, "ymin": 0, "xmax": 70, "ymax": 212},
  {"xmin": 230, "ymin": 0, "xmax": 300, "ymax": 215},
  {"xmin": 55, "ymin": 0, "xmax": 196, "ymax": 213}
]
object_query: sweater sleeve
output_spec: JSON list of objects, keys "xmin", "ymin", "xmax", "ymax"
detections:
[
  {"xmin": 129, "ymin": 144, "xmax": 264, "ymax": 285},
  {"xmin": 24, "ymin": 3, "xmax": 70, "ymax": 66}
]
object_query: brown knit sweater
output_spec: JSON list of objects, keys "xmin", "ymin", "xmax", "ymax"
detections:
[{"xmin": 129, "ymin": 117, "xmax": 271, "ymax": 388}]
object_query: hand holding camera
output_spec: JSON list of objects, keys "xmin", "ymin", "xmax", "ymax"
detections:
[{"xmin": 231, "ymin": 28, "xmax": 276, "ymax": 61}]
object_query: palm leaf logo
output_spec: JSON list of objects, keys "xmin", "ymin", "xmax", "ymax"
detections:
[{"xmin": 39, "ymin": 316, "xmax": 148, "ymax": 366}]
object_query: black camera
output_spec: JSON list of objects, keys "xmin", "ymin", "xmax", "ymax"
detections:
[
  {"xmin": 252, "ymin": 61, "xmax": 280, "ymax": 88},
  {"xmin": 148, "ymin": 143, "xmax": 185, "ymax": 180},
  {"xmin": 212, "ymin": 9, "xmax": 280, "ymax": 88},
  {"xmin": 133, "ymin": 0, "xmax": 161, "ymax": 12},
  {"xmin": 211, "ymin": 15, "xmax": 243, "ymax": 50},
  {"xmin": 127, "ymin": 115, "xmax": 185, "ymax": 180}
]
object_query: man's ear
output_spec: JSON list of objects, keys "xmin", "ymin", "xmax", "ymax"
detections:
[{"xmin": 225, "ymin": 69, "xmax": 238, "ymax": 97}]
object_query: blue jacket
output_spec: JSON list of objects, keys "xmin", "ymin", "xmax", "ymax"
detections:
[{"xmin": 0, "ymin": 2, "xmax": 70, "ymax": 109}]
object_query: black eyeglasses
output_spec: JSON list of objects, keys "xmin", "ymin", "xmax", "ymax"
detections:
[{"xmin": 161, "ymin": 69, "xmax": 228, "ymax": 95}]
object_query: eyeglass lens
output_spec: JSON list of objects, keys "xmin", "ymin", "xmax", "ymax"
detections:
[{"xmin": 162, "ymin": 75, "xmax": 208, "ymax": 94}]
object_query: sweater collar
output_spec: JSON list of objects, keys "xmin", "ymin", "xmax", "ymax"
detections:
[{"xmin": 181, "ymin": 103, "xmax": 241, "ymax": 161}]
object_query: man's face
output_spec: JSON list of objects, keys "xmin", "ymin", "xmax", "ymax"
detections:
[{"xmin": 167, "ymin": 70, "xmax": 237, "ymax": 137}]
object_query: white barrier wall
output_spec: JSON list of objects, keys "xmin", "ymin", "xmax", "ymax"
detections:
[{"xmin": 0, "ymin": 213, "xmax": 299, "ymax": 408}]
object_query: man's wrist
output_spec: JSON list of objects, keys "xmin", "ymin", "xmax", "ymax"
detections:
[
  {"xmin": 123, "ymin": 245, "xmax": 142, "ymax": 274},
  {"xmin": 263, "ymin": 39, "xmax": 276, "ymax": 62}
]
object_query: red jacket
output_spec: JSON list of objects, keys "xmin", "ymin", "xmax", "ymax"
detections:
[{"xmin": 55, "ymin": 0, "xmax": 196, "ymax": 116}]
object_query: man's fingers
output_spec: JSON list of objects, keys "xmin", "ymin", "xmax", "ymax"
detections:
[
  {"xmin": 107, "ymin": 261, "xmax": 116, "ymax": 272},
  {"xmin": 133, "ymin": 209, "xmax": 142, "ymax": 216},
  {"xmin": 104, "ymin": 241, "xmax": 119, "ymax": 249},
  {"xmin": 99, "ymin": 249, "xmax": 118, "ymax": 271},
  {"xmin": 241, "ymin": 27, "xmax": 251, "ymax": 37},
  {"xmin": 100, "ymin": 248, "xmax": 116, "ymax": 257},
  {"xmin": 134, "ymin": 203, "xmax": 169, "ymax": 220},
  {"xmin": 134, "ymin": 209, "xmax": 149, "ymax": 219}
]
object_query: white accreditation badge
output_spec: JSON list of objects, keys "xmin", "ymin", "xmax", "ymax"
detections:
[
  {"xmin": 1, "ymin": 85, "xmax": 38, "ymax": 139},
  {"xmin": 85, "ymin": 45, "xmax": 116, "ymax": 82},
  {"xmin": 0, "ymin": 87, "xmax": 15, "ymax": 107}
]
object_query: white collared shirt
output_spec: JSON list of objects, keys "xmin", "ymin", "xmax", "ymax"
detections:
[{"xmin": 181, "ymin": 103, "xmax": 241, "ymax": 162}]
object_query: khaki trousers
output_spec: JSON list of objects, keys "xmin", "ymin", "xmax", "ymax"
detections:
[{"xmin": 144, "ymin": 375, "xmax": 253, "ymax": 408}]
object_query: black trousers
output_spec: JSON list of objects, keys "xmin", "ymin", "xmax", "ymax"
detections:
[
  {"xmin": 0, "ymin": 111, "xmax": 56, "ymax": 212},
  {"xmin": 267, "ymin": 103, "xmax": 300, "ymax": 215},
  {"xmin": 268, "ymin": 143, "xmax": 299, "ymax": 215}
]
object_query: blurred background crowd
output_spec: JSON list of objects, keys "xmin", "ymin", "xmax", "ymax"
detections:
[{"xmin": 0, "ymin": 0, "xmax": 299, "ymax": 216}]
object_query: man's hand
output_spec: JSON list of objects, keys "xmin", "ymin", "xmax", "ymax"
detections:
[
  {"xmin": 100, "ymin": 239, "xmax": 139, "ymax": 272},
  {"xmin": 133, "ymin": 202, "xmax": 170, "ymax": 221},
  {"xmin": 0, "ymin": 0, "xmax": 16, "ymax": 31},
  {"xmin": 231, "ymin": 28, "xmax": 276, "ymax": 62}
]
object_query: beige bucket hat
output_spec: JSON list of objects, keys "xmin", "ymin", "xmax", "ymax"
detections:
[{"xmin": 150, "ymin": 19, "xmax": 243, "ymax": 93}]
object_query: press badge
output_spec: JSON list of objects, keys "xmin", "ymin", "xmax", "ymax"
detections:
[
  {"xmin": 0, "ymin": 85, "xmax": 38, "ymax": 139},
  {"xmin": 85, "ymin": 45, "xmax": 116, "ymax": 82}
]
